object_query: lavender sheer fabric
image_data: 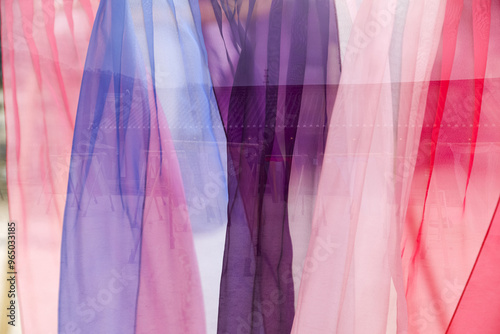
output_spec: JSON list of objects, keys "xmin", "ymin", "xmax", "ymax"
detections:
[{"xmin": 58, "ymin": 0, "xmax": 224, "ymax": 332}]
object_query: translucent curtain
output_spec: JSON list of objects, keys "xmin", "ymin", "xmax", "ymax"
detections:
[
  {"xmin": 2, "ymin": 0, "xmax": 500, "ymax": 333},
  {"xmin": 1, "ymin": 1, "xmax": 97, "ymax": 332},
  {"xmin": 200, "ymin": 0, "xmax": 341, "ymax": 332},
  {"xmin": 292, "ymin": 0, "xmax": 402, "ymax": 332},
  {"xmin": 401, "ymin": 0, "xmax": 500, "ymax": 332},
  {"xmin": 58, "ymin": 0, "xmax": 226, "ymax": 332}
]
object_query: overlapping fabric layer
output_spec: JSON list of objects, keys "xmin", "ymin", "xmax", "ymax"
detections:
[
  {"xmin": 200, "ymin": 1, "xmax": 341, "ymax": 332},
  {"xmin": 58, "ymin": 0, "xmax": 226, "ymax": 333},
  {"xmin": 402, "ymin": 1, "xmax": 500, "ymax": 333},
  {"xmin": 2, "ymin": 0, "xmax": 500, "ymax": 333},
  {"xmin": 1, "ymin": 1, "xmax": 98, "ymax": 333}
]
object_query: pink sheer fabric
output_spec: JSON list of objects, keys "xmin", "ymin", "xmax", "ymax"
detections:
[
  {"xmin": 1, "ymin": 1, "xmax": 97, "ymax": 333},
  {"xmin": 445, "ymin": 6, "xmax": 500, "ymax": 331},
  {"xmin": 292, "ymin": 0, "xmax": 403, "ymax": 333},
  {"xmin": 402, "ymin": 0, "xmax": 500, "ymax": 333},
  {"xmin": 136, "ymin": 99, "xmax": 206, "ymax": 333},
  {"xmin": 293, "ymin": 0, "xmax": 500, "ymax": 333}
]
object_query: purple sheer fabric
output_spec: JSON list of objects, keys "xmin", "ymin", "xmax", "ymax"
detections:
[
  {"xmin": 200, "ymin": 1, "xmax": 341, "ymax": 333},
  {"xmin": 58, "ymin": 1, "xmax": 207, "ymax": 333}
]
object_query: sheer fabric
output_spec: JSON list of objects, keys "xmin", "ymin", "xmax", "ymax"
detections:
[
  {"xmin": 2, "ymin": 0, "xmax": 500, "ymax": 333},
  {"xmin": 200, "ymin": 1, "xmax": 341, "ymax": 332},
  {"xmin": 200, "ymin": 0, "xmax": 500, "ymax": 333},
  {"xmin": 402, "ymin": 1, "xmax": 500, "ymax": 333},
  {"xmin": 292, "ymin": 1, "xmax": 403, "ymax": 332},
  {"xmin": 1, "ymin": 1, "xmax": 97, "ymax": 333},
  {"xmin": 58, "ymin": 0, "xmax": 226, "ymax": 333}
]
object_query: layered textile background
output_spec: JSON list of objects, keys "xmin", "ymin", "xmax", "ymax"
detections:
[{"xmin": 1, "ymin": 0, "xmax": 500, "ymax": 333}]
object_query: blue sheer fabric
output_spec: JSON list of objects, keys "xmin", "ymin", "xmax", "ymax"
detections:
[
  {"xmin": 151, "ymin": 0, "xmax": 227, "ymax": 231},
  {"xmin": 58, "ymin": 0, "xmax": 225, "ymax": 333}
]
